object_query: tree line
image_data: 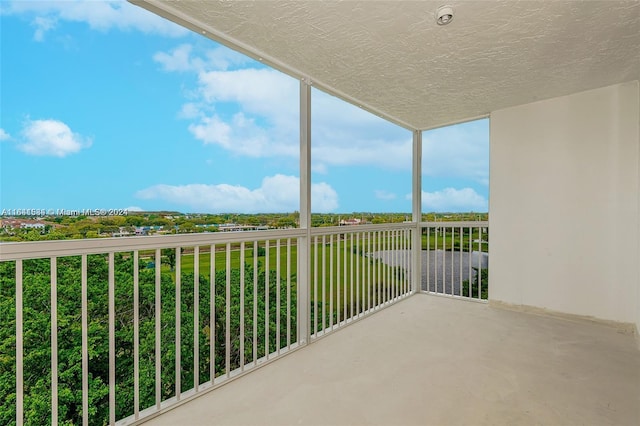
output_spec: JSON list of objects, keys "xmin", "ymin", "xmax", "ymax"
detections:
[{"xmin": 0, "ymin": 212, "xmax": 488, "ymax": 242}]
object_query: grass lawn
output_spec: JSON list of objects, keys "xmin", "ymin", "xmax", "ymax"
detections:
[
  {"xmin": 421, "ymin": 229, "xmax": 489, "ymax": 252},
  {"xmin": 156, "ymin": 235, "xmax": 411, "ymax": 323}
]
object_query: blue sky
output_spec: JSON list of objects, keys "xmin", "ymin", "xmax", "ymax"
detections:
[{"xmin": 0, "ymin": 1, "xmax": 489, "ymax": 214}]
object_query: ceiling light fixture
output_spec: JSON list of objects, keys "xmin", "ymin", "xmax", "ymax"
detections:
[{"xmin": 436, "ymin": 5, "xmax": 454, "ymax": 25}]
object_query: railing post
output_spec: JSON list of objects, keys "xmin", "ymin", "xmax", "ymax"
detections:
[
  {"xmin": 298, "ymin": 78, "xmax": 312, "ymax": 345},
  {"xmin": 412, "ymin": 129, "xmax": 423, "ymax": 294}
]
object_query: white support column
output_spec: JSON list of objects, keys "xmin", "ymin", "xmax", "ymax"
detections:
[
  {"xmin": 298, "ymin": 78, "xmax": 312, "ymax": 345},
  {"xmin": 412, "ymin": 130, "xmax": 423, "ymax": 294}
]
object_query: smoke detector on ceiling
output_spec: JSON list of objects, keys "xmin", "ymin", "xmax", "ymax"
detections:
[{"xmin": 436, "ymin": 5, "xmax": 454, "ymax": 25}]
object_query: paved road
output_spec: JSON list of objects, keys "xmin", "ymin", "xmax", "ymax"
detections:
[{"xmin": 370, "ymin": 250, "xmax": 488, "ymax": 296}]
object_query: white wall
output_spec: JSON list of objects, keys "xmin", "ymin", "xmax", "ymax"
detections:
[{"xmin": 490, "ymin": 81, "xmax": 640, "ymax": 325}]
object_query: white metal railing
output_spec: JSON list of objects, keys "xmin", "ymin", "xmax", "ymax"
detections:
[
  {"xmin": 309, "ymin": 223, "xmax": 414, "ymax": 340},
  {"xmin": 0, "ymin": 223, "xmax": 416, "ymax": 425},
  {"xmin": 1, "ymin": 229, "xmax": 302, "ymax": 425},
  {"xmin": 420, "ymin": 221, "xmax": 489, "ymax": 300}
]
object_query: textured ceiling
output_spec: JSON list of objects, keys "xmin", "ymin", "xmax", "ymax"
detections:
[{"xmin": 132, "ymin": 0, "xmax": 640, "ymax": 130}]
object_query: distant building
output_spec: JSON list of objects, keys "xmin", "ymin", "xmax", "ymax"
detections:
[
  {"xmin": 135, "ymin": 226, "xmax": 164, "ymax": 236},
  {"xmin": 21, "ymin": 222, "xmax": 46, "ymax": 230},
  {"xmin": 339, "ymin": 218, "xmax": 363, "ymax": 226},
  {"xmin": 218, "ymin": 223, "xmax": 270, "ymax": 232},
  {"xmin": 112, "ymin": 227, "xmax": 131, "ymax": 237},
  {"xmin": 0, "ymin": 219, "xmax": 22, "ymax": 229}
]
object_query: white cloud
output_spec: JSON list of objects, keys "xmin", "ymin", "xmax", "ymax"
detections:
[
  {"xmin": 312, "ymin": 136, "xmax": 411, "ymax": 170},
  {"xmin": 136, "ymin": 174, "xmax": 338, "ymax": 213},
  {"xmin": 178, "ymin": 103, "xmax": 202, "ymax": 120},
  {"xmin": 152, "ymin": 43, "xmax": 416, "ymax": 172},
  {"xmin": 416, "ymin": 188, "xmax": 488, "ymax": 213},
  {"xmin": 311, "ymin": 90, "xmax": 412, "ymax": 171},
  {"xmin": 204, "ymin": 46, "xmax": 252, "ymax": 71},
  {"xmin": 18, "ymin": 119, "xmax": 92, "ymax": 157},
  {"xmin": 0, "ymin": 128, "xmax": 11, "ymax": 141},
  {"xmin": 154, "ymin": 44, "xmax": 251, "ymax": 73},
  {"xmin": 155, "ymin": 45, "xmax": 488, "ymax": 180},
  {"xmin": 374, "ymin": 190, "xmax": 397, "ymax": 201},
  {"xmin": 189, "ymin": 112, "xmax": 296, "ymax": 158},
  {"xmin": 162, "ymin": 53, "xmax": 413, "ymax": 169},
  {"xmin": 178, "ymin": 67, "xmax": 300, "ymax": 158},
  {"xmin": 153, "ymin": 44, "xmax": 196, "ymax": 72},
  {"xmin": 124, "ymin": 206, "xmax": 144, "ymax": 212},
  {"xmin": 33, "ymin": 16, "xmax": 56, "ymax": 41},
  {"xmin": 3, "ymin": 0, "xmax": 187, "ymax": 41},
  {"xmin": 197, "ymin": 68, "xmax": 299, "ymax": 122},
  {"xmin": 422, "ymin": 120, "xmax": 489, "ymax": 185}
]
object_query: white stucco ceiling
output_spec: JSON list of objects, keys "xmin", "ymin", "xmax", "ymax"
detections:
[{"xmin": 132, "ymin": 0, "xmax": 640, "ymax": 130}]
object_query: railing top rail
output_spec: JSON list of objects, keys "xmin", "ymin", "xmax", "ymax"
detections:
[
  {"xmin": 420, "ymin": 221, "xmax": 489, "ymax": 227},
  {"xmin": 309, "ymin": 222, "xmax": 415, "ymax": 236},
  {"xmin": 0, "ymin": 228, "xmax": 305, "ymax": 261},
  {"xmin": 0, "ymin": 222, "xmax": 421, "ymax": 260}
]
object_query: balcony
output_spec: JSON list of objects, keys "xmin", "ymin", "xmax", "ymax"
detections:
[
  {"xmin": 2, "ymin": 221, "xmax": 639, "ymax": 425},
  {"xmin": 146, "ymin": 295, "xmax": 639, "ymax": 426},
  {"xmin": 2, "ymin": 1, "xmax": 639, "ymax": 425}
]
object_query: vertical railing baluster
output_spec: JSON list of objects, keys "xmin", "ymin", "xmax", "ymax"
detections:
[
  {"xmin": 367, "ymin": 231, "xmax": 371, "ymax": 311},
  {"xmin": 397, "ymin": 231, "xmax": 402, "ymax": 297},
  {"xmin": 286, "ymin": 238, "xmax": 291, "ymax": 348},
  {"xmin": 467, "ymin": 228, "xmax": 472, "ymax": 298},
  {"xmin": 350, "ymin": 233, "xmax": 354, "ymax": 320},
  {"xmin": 450, "ymin": 227, "xmax": 454, "ymax": 295},
  {"xmin": 395, "ymin": 230, "xmax": 400, "ymax": 299},
  {"xmin": 405, "ymin": 229, "xmax": 409, "ymax": 295},
  {"xmin": 426, "ymin": 227, "xmax": 430, "ymax": 293},
  {"xmin": 388, "ymin": 231, "xmax": 393, "ymax": 301},
  {"xmin": 435, "ymin": 226, "xmax": 439, "ymax": 293},
  {"xmin": 51, "ymin": 257, "xmax": 58, "ymax": 425},
  {"xmin": 343, "ymin": 233, "xmax": 347, "ymax": 321},
  {"xmin": 313, "ymin": 236, "xmax": 318, "ymax": 337},
  {"xmin": 276, "ymin": 240, "xmax": 281, "ymax": 354},
  {"xmin": 386, "ymin": 230, "xmax": 390, "ymax": 304},
  {"xmin": 154, "ymin": 249, "xmax": 161, "ymax": 409},
  {"xmin": 264, "ymin": 240, "xmax": 269, "ymax": 358},
  {"xmin": 132, "ymin": 252, "xmax": 139, "ymax": 421},
  {"xmin": 108, "ymin": 252, "xmax": 115, "ymax": 425},
  {"xmin": 384, "ymin": 230, "xmax": 389, "ymax": 303},
  {"xmin": 377, "ymin": 230, "xmax": 382, "ymax": 308},
  {"xmin": 175, "ymin": 248, "xmax": 181, "ymax": 400},
  {"xmin": 407, "ymin": 229, "xmax": 411, "ymax": 295},
  {"xmin": 16, "ymin": 259, "xmax": 23, "ymax": 426},
  {"xmin": 349, "ymin": 233, "xmax": 358, "ymax": 321},
  {"xmin": 16, "ymin": 259, "xmax": 24, "ymax": 426},
  {"xmin": 336, "ymin": 235, "xmax": 340, "ymax": 325},
  {"xmin": 380, "ymin": 230, "xmax": 384, "ymax": 305},
  {"xmin": 393, "ymin": 230, "xmax": 397, "ymax": 300},
  {"xmin": 356, "ymin": 233, "xmax": 360, "ymax": 318},
  {"xmin": 210, "ymin": 244, "xmax": 215, "ymax": 382},
  {"xmin": 321, "ymin": 235, "xmax": 326, "ymax": 333},
  {"xmin": 458, "ymin": 227, "xmax": 463, "ymax": 297},
  {"xmin": 478, "ymin": 227, "xmax": 483, "ymax": 300},
  {"xmin": 402, "ymin": 230, "xmax": 406, "ymax": 296},
  {"xmin": 397, "ymin": 230, "xmax": 401, "ymax": 297},
  {"xmin": 239, "ymin": 243, "xmax": 245, "ymax": 371},
  {"xmin": 81, "ymin": 255, "xmax": 89, "ymax": 425},
  {"xmin": 253, "ymin": 241, "xmax": 258, "ymax": 364},
  {"xmin": 443, "ymin": 227, "xmax": 447, "ymax": 295},
  {"xmin": 225, "ymin": 243, "xmax": 231, "ymax": 376},
  {"xmin": 194, "ymin": 246, "xmax": 200, "ymax": 390},
  {"xmin": 329, "ymin": 235, "xmax": 334, "ymax": 330}
]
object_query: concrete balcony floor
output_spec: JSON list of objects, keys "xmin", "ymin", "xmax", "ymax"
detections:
[{"xmin": 145, "ymin": 294, "xmax": 640, "ymax": 426}]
